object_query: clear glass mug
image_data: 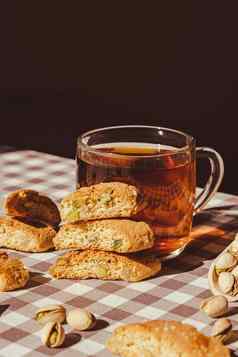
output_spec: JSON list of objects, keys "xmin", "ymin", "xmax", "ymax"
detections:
[{"xmin": 76, "ymin": 125, "xmax": 224, "ymax": 260}]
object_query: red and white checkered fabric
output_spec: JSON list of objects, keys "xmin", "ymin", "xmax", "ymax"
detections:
[{"xmin": 0, "ymin": 150, "xmax": 238, "ymax": 356}]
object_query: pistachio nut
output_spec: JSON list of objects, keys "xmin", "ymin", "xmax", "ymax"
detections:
[
  {"xmin": 41, "ymin": 321, "xmax": 65, "ymax": 348},
  {"xmin": 215, "ymin": 253, "xmax": 237, "ymax": 275},
  {"xmin": 211, "ymin": 318, "xmax": 232, "ymax": 343},
  {"xmin": 218, "ymin": 272, "xmax": 235, "ymax": 294},
  {"xmin": 67, "ymin": 308, "xmax": 96, "ymax": 331},
  {"xmin": 200, "ymin": 295, "xmax": 228, "ymax": 318},
  {"xmin": 112, "ymin": 239, "xmax": 123, "ymax": 251},
  {"xmin": 229, "ymin": 239, "xmax": 238, "ymax": 256},
  {"xmin": 96, "ymin": 265, "xmax": 108, "ymax": 277},
  {"xmin": 35, "ymin": 305, "xmax": 66, "ymax": 325},
  {"xmin": 99, "ymin": 192, "xmax": 112, "ymax": 205}
]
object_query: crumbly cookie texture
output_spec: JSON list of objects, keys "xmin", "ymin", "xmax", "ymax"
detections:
[
  {"xmin": 0, "ymin": 216, "xmax": 56, "ymax": 252},
  {"xmin": 106, "ymin": 320, "xmax": 230, "ymax": 357},
  {"xmin": 60, "ymin": 182, "xmax": 144, "ymax": 223},
  {"xmin": 49, "ymin": 250, "xmax": 161, "ymax": 282},
  {"xmin": 0, "ymin": 252, "xmax": 30, "ymax": 292},
  {"xmin": 4, "ymin": 189, "xmax": 60, "ymax": 226},
  {"xmin": 53, "ymin": 219, "xmax": 154, "ymax": 253}
]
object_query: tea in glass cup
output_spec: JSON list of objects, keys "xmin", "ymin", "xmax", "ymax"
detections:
[{"xmin": 76, "ymin": 126, "xmax": 224, "ymax": 259}]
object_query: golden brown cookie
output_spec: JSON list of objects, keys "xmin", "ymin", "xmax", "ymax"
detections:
[
  {"xmin": 4, "ymin": 189, "xmax": 60, "ymax": 226},
  {"xmin": 0, "ymin": 216, "xmax": 56, "ymax": 252},
  {"xmin": 0, "ymin": 252, "xmax": 30, "ymax": 292},
  {"xmin": 53, "ymin": 219, "xmax": 154, "ymax": 253},
  {"xmin": 49, "ymin": 250, "xmax": 161, "ymax": 282},
  {"xmin": 60, "ymin": 182, "xmax": 144, "ymax": 223},
  {"xmin": 106, "ymin": 320, "xmax": 230, "ymax": 357}
]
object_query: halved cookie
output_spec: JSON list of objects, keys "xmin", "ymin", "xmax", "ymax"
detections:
[
  {"xmin": 49, "ymin": 250, "xmax": 161, "ymax": 282},
  {"xmin": 53, "ymin": 219, "xmax": 154, "ymax": 253},
  {"xmin": 4, "ymin": 189, "xmax": 60, "ymax": 226},
  {"xmin": 0, "ymin": 216, "xmax": 56, "ymax": 252},
  {"xmin": 106, "ymin": 320, "xmax": 230, "ymax": 357},
  {"xmin": 60, "ymin": 182, "xmax": 144, "ymax": 223},
  {"xmin": 0, "ymin": 252, "xmax": 30, "ymax": 292}
]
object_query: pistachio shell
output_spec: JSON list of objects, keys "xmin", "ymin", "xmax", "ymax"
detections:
[
  {"xmin": 229, "ymin": 239, "xmax": 238, "ymax": 255},
  {"xmin": 231, "ymin": 278, "xmax": 238, "ymax": 296},
  {"xmin": 218, "ymin": 272, "xmax": 235, "ymax": 294},
  {"xmin": 67, "ymin": 308, "xmax": 96, "ymax": 331},
  {"xmin": 211, "ymin": 318, "xmax": 232, "ymax": 343},
  {"xmin": 41, "ymin": 321, "xmax": 65, "ymax": 348},
  {"xmin": 231, "ymin": 265, "xmax": 238, "ymax": 277},
  {"xmin": 215, "ymin": 253, "xmax": 237, "ymax": 274},
  {"xmin": 200, "ymin": 295, "xmax": 228, "ymax": 318},
  {"xmin": 35, "ymin": 305, "xmax": 66, "ymax": 325}
]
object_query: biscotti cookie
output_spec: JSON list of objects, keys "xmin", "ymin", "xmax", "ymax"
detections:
[
  {"xmin": 106, "ymin": 320, "xmax": 230, "ymax": 357},
  {"xmin": 49, "ymin": 250, "xmax": 161, "ymax": 282},
  {"xmin": 4, "ymin": 189, "xmax": 60, "ymax": 226},
  {"xmin": 53, "ymin": 219, "xmax": 154, "ymax": 253},
  {"xmin": 0, "ymin": 216, "xmax": 55, "ymax": 252},
  {"xmin": 0, "ymin": 252, "xmax": 30, "ymax": 292},
  {"xmin": 60, "ymin": 182, "xmax": 144, "ymax": 223}
]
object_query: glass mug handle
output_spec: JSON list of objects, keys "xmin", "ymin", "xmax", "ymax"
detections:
[{"xmin": 194, "ymin": 147, "xmax": 224, "ymax": 215}]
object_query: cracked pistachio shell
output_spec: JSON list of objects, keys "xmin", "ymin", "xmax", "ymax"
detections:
[
  {"xmin": 218, "ymin": 272, "xmax": 235, "ymax": 294},
  {"xmin": 67, "ymin": 308, "xmax": 96, "ymax": 331},
  {"xmin": 215, "ymin": 253, "xmax": 237, "ymax": 273},
  {"xmin": 35, "ymin": 305, "xmax": 66, "ymax": 325},
  {"xmin": 200, "ymin": 295, "xmax": 228, "ymax": 318},
  {"xmin": 212, "ymin": 318, "xmax": 232, "ymax": 343},
  {"xmin": 41, "ymin": 321, "xmax": 65, "ymax": 348}
]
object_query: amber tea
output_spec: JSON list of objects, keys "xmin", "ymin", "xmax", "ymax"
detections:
[{"xmin": 77, "ymin": 143, "xmax": 196, "ymax": 256}]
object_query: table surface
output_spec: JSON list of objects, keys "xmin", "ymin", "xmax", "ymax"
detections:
[{"xmin": 0, "ymin": 150, "xmax": 238, "ymax": 357}]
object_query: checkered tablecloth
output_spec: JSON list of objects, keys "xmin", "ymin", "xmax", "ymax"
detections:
[{"xmin": 0, "ymin": 150, "xmax": 238, "ymax": 356}]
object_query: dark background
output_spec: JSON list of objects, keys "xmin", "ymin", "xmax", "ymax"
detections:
[{"xmin": 0, "ymin": 2, "xmax": 238, "ymax": 193}]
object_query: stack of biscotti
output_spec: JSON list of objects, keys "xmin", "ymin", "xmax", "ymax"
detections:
[
  {"xmin": 50, "ymin": 182, "xmax": 161, "ymax": 282},
  {"xmin": 0, "ymin": 189, "xmax": 60, "ymax": 252}
]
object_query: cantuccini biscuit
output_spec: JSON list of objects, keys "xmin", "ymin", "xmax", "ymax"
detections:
[
  {"xmin": 106, "ymin": 320, "xmax": 230, "ymax": 357},
  {"xmin": 53, "ymin": 219, "xmax": 154, "ymax": 253},
  {"xmin": 60, "ymin": 182, "xmax": 144, "ymax": 223},
  {"xmin": 4, "ymin": 189, "xmax": 60, "ymax": 226},
  {"xmin": 49, "ymin": 250, "xmax": 161, "ymax": 282},
  {"xmin": 0, "ymin": 252, "xmax": 30, "ymax": 292},
  {"xmin": 0, "ymin": 216, "xmax": 56, "ymax": 252}
]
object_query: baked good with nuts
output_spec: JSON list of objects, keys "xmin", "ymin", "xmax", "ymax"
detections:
[
  {"xmin": 53, "ymin": 219, "xmax": 154, "ymax": 253},
  {"xmin": 49, "ymin": 250, "xmax": 161, "ymax": 282},
  {"xmin": 106, "ymin": 320, "xmax": 230, "ymax": 357},
  {"xmin": 0, "ymin": 216, "xmax": 56, "ymax": 252},
  {"xmin": 4, "ymin": 189, "xmax": 60, "ymax": 226},
  {"xmin": 60, "ymin": 182, "xmax": 144, "ymax": 223},
  {"xmin": 0, "ymin": 252, "xmax": 29, "ymax": 292}
]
